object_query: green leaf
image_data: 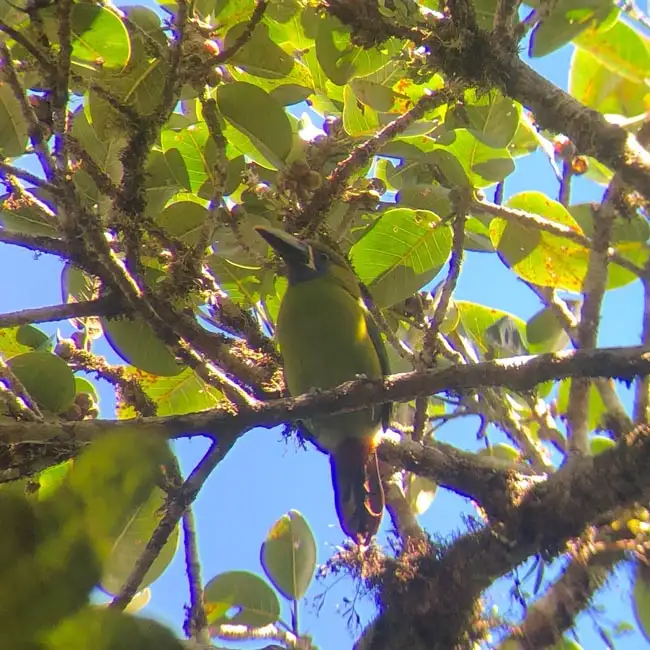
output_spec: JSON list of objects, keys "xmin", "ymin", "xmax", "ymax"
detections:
[
  {"xmin": 65, "ymin": 4, "xmax": 131, "ymax": 70},
  {"xmin": 87, "ymin": 7, "xmax": 169, "ymax": 116},
  {"xmin": 456, "ymin": 301, "xmax": 527, "ymax": 357},
  {"xmin": 590, "ymin": 435, "xmax": 615, "ymax": 455},
  {"xmin": 204, "ymin": 571, "xmax": 281, "ymax": 629},
  {"xmin": 477, "ymin": 443, "xmax": 520, "ymax": 462},
  {"xmin": 261, "ymin": 510, "xmax": 317, "ymax": 601},
  {"xmin": 557, "ymin": 378, "xmax": 606, "ymax": 432},
  {"xmin": 396, "ymin": 185, "xmax": 454, "ymax": 217},
  {"xmin": 0, "ymin": 326, "xmax": 33, "ymax": 360},
  {"xmin": 574, "ymin": 17, "xmax": 650, "ymax": 83},
  {"xmin": 489, "ymin": 192, "xmax": 589, "ymax": 292},
  {"xmin": 160, "ymin": 123, "xmax": 216, "ymax": 194},
  {"xmin": 0, "ymin": 191, "xmax": 59, "ymax": 237},
  {"xmin": 208, "ymin": 256, "xmax": 263, "ymax": 305},
  {"xmin": 36, "ymin": 461, "xmax": 73, "ymax": 500},
  {"xmin": 116, "ymin": 368, "xmax": 224, "ymax": 419},
  {"xmin": 9, "ymin": 352, "xmax": 76, "ymax": 412},
  {"xmin": 351, "ymin": 208, "xmax": 453, "ymax": 307},
  {"xmin": 315, "ymin": 17, "xmax": 357, "ymax": 85},
  {"xmin": 529, "ymin": 0, "xmax": 614, "ymax": 58},
  {"xmin": 101, "ymin": 487, "xmax": 180, "ymax": 595},
  {"xmin": 224, "ymin": 22, "xmax": 294, "ymax": 78},
  {"xmin": 155, "ymin": 200, "xmax": 209, "ymax": 246},
  {"xmin": 315, "ymin": 16, "xmax": 400, "ymax": 85},
  {"xmin": 569, "ymin": 47, "xmax": 647, "ymax": 116},
  {"xmin": 635, "ymin": 561, "xmax": 650, "ymax": 643},
  {"xmin": 0, "ymin": 83, "xmax": 29, "ymax": 157},
  {"xmin": 16, "ymin": 324, "xmax": 50, "ymax": 351},
  {"xmin": 217, "ymin": 82, "xmax": 293, "ymax": 168},
  {"xmin": 484, "ymin": 315, "xmax": 528, "ymax": 357},
  {"xmin": 405, "ymin": 475, "xmax": 437, "ymax": 515},
  {"xmin": 447, "ymin": 90, "xmax": 519, "ymax": 149},
  {"xmin": 428, "ymin": 130, "xmax": 515, "ymax": 188},
  {"xmin": 144, "ymin": 149, "xmax": 183, "ymax": 217},
  {"xmin": 71, "ymin": 106, "xmax": 123, "ymax": 210},
  {"xmin": 349, "ymin": 78, "xmax": 397, "ymax": 112},
  {"xmin": 526, "ymin": 306, "xmax": 572, "ymax": 354},
  {"xmin": 0, "ymin": 490, "xmax": 96, "ymax": 645},
  {"xmin": 569, "ymin": 202, "xmax": 650, "ymax": 243},
  {"xmin": 489, "ymin": 191, "xmax": 642, "ymax": 291},
  {"xmin": 47, "ymin": 608, "xmax": 185, "ymax": 650},
  {"xmin": 75, "ymin": 377, "xmax": 99, "ymax": 404},
  {"xmin": 62, "ymin": 263, "xmax": 99, "ymax": 304},
  {"xmin": 65, "ymin": 430, "xmax": 173, "ymax": 560},
  {"xmin": 343, "ymin": 84, "xmax": 380, "ymax": 136},
  {"xmin": 472, "ymin": 0, "xmax": 499, "ymax": 29},
  {"xmin": 102, "ymin": 317, "xmax": 183, "ymax": 377}
]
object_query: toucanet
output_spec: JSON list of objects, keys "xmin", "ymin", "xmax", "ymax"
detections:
[{"xmin": 256, "ymin": 226, "xmax": 390, "ymax": 543}]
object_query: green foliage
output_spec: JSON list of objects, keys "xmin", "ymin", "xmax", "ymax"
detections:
[
  {"xmin": 0, "ymin": 431, "xmax": 179, "ymax": 647},
  {"xmin": 261, "ymin": 509, "xmax": 317, "ymax": 601},
  {"xmin": 0, "ymin": 0, "xmax": 648, "ymax": 646}
]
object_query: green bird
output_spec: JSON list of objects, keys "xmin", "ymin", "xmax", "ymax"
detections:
[{"xmin": 256, "ymin": 226, "xmax": 390, "ymax": 543}]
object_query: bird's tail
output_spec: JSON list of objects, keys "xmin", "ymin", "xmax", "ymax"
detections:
[{"xmin": 330, "ymin": 438, "xmax": 384, "ymax": 544}]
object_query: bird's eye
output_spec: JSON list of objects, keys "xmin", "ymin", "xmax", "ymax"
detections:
[{"xmin": 317, "ymin": 251, "xmax": 329, "ymax": 263}]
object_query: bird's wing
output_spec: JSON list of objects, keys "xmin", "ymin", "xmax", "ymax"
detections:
[{"xmin": 361, "ymin": 290, "xmax": 392, "ymax": 431}]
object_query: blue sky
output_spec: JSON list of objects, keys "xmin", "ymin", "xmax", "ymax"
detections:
[{"xmin": 1, "ymin": 4, "xmax": 648, "ymax": 648}]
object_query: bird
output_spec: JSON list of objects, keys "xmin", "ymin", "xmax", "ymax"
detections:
[{"xmin": 255, "ymin": 226, "xmax": 390, "ymax": 543}]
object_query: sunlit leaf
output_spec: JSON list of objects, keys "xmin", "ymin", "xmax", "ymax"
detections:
[
  {"xmin": 261, "ymin": 510, "xmax": 317, "ymax": 601},
  {"xmin": 351, "ymin": 208, "xmax": 452, "ymax": 307},
  {"xmin": 204, "ymin": 571, "xmax": 280, "ymax": 630}
]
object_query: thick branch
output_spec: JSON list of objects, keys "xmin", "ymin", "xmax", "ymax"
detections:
[
  {"xmin": 326, "ymin": 1, "xmax": 650, "ymax": 202},
  {"xmin": 0, "ymin": 230, "xmax": 67, "ymax": 257},
  {"xmin": 378, "ymin": 437, "xmax": 541, "ymax": 521},
  {"xmin": 1, "ymin": 345, "xmax": 648, "ymax": 443},
  {"xmin": 362, "ymin": 425, "xmax": 650, "ymax": 650}
]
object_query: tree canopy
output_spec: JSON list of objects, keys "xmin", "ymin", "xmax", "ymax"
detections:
[{"xmin": 1, "ymin": 0, "xmax": 650, "ymax": 648}]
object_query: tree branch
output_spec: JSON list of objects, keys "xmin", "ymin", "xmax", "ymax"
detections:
[
  {"xmin": 0, "ymin": 296, "xmax": 121, "ymax": 328},
  {"xmin": 109, "ymin": 435, "xmax": 237, "ymax": 610},
  {"xmin": 1, "ymin": 344, "xmax": 648, "ymax": 444},
  {"xmin": 294, "ymin": 88, "xmax": 459, "ymax": 233},
  {"xmin": 326, "ymin": 1, "xmax": 650, "ymax": 203},
  {"xmin": 361, "ymin": 425, "xmax": 650, "ymax": 650},
  {"xmin": 501, "ymin": 541, "xmax": 623, "ymax": 649},
  {"xmin": 0, "ymin": 229, "xmax": 67, "ymax": 257}
]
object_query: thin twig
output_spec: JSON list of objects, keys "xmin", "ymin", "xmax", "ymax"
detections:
[
  {"xmin": 558, "ymin": 159, "xmax": 572, "ymax": 206},
  {"xmin": 208, "ymin": 0, "xmax": 269, "ymax": 66},
  {"xmin": 296, "ymin": 88, "xmax": 459, "ymax": 234},
  {"xmin": 473, "ymin": 199, "xmax": 644, "ymax": 277},
  {"xmin": 567, "ymin": 177, "xmax": 620, "ymax": 456},
  {"xmin": 635, "ymin": 262, "xmax": 650, "ymax": 424},
  {"xmin": 0, "ymin": 297, "xmax": 120, "ymax": 329},
  {"xmin": 0, "ymin": 229, "xmax": 67, "ymax": 257},
  {"xmin": 109, "ymin": 437, "xmax": 237, "ymax": 610},
  {"xmin": 383, "ymin": 467, "xmax": 428, "ymax": 542},
  {"xmin": 66, "ymin": 135, "xmax": 120, "ymax": 199},
  {"xmin": 0, "ymin": 44, "xmax": 57, "ymax": 183},
  {"xmin": 183, "ymin": 506, "xmax": 210, "ymax": 644},
  {"xmin": 0, "ymin": 162, "xmax": 61, "ymax": 195},
  {"xmin": 52, "ymin": 0, "xmax": 72, "ymax": 168},
  {"xmin": 422, "ymin": 209, "xmax": 467, "ymax": 364}
]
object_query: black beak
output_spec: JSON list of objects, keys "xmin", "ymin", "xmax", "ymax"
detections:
[{"xmin": 255, "ymin": 226, "xmax": 316, "ymax": 271}]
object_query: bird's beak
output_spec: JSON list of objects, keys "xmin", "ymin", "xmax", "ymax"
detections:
[{"xmin": 255, "ymin": 226, "xmax": 316, "ymax": 271}]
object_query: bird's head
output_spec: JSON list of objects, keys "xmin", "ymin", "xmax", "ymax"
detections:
[{"xmin": 255, "ymin": 226, "xmax": 359, "ymax": 295}]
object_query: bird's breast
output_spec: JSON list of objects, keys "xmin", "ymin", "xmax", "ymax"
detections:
[{"xmin": 277, "ymin": 279, "xmax": 382, "ymax": 447}]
